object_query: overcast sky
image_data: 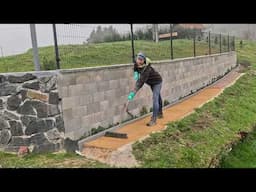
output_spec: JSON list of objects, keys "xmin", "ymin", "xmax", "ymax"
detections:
[
  {"xmin": 2, "ymin": 24, "xmax": 246, "ymax": 57},
  {"xmin": 0, "ymin": 24, "xmax": 148, "ymax": 56}
]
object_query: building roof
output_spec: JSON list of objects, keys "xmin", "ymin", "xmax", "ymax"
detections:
[
  {"xmin": 178, "ymin": 24, "xmax": 205, "ymax": 29},
  {"xmin": 159, "ymin": 32, "xmax": 178, "ymax": 39}
]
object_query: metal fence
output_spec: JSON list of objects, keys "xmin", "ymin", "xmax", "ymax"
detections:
[
  {"xmin": 0, "ymin": 24, "xmax": 236, "ymax": 73},
  {"xmin": 53, "ymin": 24, "xmax": 235, "ymax": 70}
]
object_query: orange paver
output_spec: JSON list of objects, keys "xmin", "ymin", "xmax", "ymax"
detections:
[{"xmin": 82, "ymin": 70, "xmax": 243, "ymax": 155}]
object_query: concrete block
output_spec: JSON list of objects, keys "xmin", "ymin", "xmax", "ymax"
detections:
[
  {"xmin": 100, "ymin": 100, "xmax": 109, "ymax": 111},
  {"xmin": 114, "ymin": 105, "xmax": 121, "ymax": 116},
  {"xmin": 126, "ymin": 69, "xmax": 133, "ymax": 77},
  {"xmin": 93, "ymin": 91, "xmax": 105, "ymax": 103},
  {"xmin": 62, "ymin": 96, "xmax": 80, "ymax": 110},
  {"xmin": 103, "ymin": 69, "xmax": 112, "ymax": 81},
  {"xmin": 97, "ymin": 81, "xmax": 110, "ymax": 92},
  {"xmin": 110, "ymin": 70, "xmax": 122, "ymax": 80},
  {"xmin": 131, "ymin": 108, "xmax": 140, "ymax": 116},
  {"xmin": 73, "ymin": 128, "xmax": 88, "ymax": 140},
  {"xmin": 62, "ymin": 73, "xmax": 76, "ymax": 86},
  {"xmin": 109, "ymin": 80, "xmax": 120, "ymax": 89},
  {"xmin": 94, "ymin": 71, "xmax": 104, "ymax": 82},
  {"xmin": 81, "ymin": 115, "xmax": 92, "ymax": 127},
  {"xmin": 83, "ymin": 82, "xmax": 97, "ymax": 94},
  {"xmin": 72, "ymin": 106, "xmax": 87, "ymax": 118},
  {"xmin": 76, "ymin": 74, "xmax": 91, "ymax": 84},
  {"xmin": 79, "ymin": 94, "xmax": 93, "ymax": 106},
  {"xmin": 58, "ymin": 86, "xmax": 68, "ymax": 98},
  {"xmin": 115, "ymin": 87, "xmax": 127, "ymax": 98},
  {"xmin": 68, "ymin": 84, "xmax": 83, "ymax": 97},
  {"xmin": 103, "ymin": 109, "xmax": 115, "ymax": 120},
  {"xmin": 127, "ymin": 100, "xmax": 136, "ymax": 110},
  {"xmin": 113, "ymin": 115, "xmax": 121, "ymax": 125},
  {"xmin": 119, "ymin": 78, "xmax": 129, "ymax": 88},
  {"xmin": 86, "ymin": 102, "xmax": 100, "ymax": 114},
  {"xmin": 94, "ymin": 112, "xmax": 103, "ymax": 122},
  {"xmin": 104, "ymin": 90, "xmax": 116, "ymax": 100},
  {"xmin": 63, "ymin": 108, "xmax": 73, "ymax": 123},
  {"xmin": 64, "ymin": 117, "xmax": 81, "ymax": 133}
]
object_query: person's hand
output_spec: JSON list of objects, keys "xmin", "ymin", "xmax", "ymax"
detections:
[
  {"xmin": 133, "ymin": 71, "xmax": 140, "ymax": 81},
  {"xmin": 128, "ymin": 91, "xmax": 135, "ymax": 101}
]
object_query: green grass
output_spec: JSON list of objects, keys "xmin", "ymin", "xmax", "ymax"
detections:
[
  {"xmin": 219, "ymin": 129, "xmax": 256, "ymax": 168},
  {"xmin": 132, "ymin": 39, "xmax": 256, "ymax": 168},
  {"xmin": 0, "ymin": 151, "xmax": 110, "ymax": 168},
  {"xmin": 0, "ymin": 39, "xmax": 221, "ymax": 73}
]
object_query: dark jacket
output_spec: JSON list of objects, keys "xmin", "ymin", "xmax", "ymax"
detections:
[{"xmin": 134, "ymin": 61, "xmax": 162, "ymax": 92}]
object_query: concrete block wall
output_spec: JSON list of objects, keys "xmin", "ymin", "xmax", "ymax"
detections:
[{"xmin": 58, "ymin": 52, "xmax": 237, "ymax": 140}]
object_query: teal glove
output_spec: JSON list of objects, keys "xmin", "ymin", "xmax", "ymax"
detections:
[
  {"xmin": 133, "ymin": 71, "xmax": 140, "ymax": 81},
  {"xmin": 128, "ymin": 91, "xmax": 135, "ymax": 101}
]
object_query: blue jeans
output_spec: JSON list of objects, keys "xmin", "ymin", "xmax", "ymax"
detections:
[{"xmin": 150, "ymin": 82, "xmax": 163, "ymax": 121}]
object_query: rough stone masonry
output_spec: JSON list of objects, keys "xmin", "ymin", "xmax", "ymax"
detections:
[{"xmin": 0, "ymin": 71, "xmax": 65, "ymax": 153}]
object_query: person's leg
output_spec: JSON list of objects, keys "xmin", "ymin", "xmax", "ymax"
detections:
[
  {"xmin": 147, "ymin": 83, "xmax": 161, "ymax": 126},
  {"xmin": 158, "ymin": 83, "xmax": 163, "ymax": 118}
]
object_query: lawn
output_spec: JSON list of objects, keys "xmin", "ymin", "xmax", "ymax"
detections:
[
  {"xmin": 0, "ymin": 39, "xmax": 221, "ymax": 73},
  {"xmin": 132, "ymin": 39, "xmax": 256, "ymax": 167}
]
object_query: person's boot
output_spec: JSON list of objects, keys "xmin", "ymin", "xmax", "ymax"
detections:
[
  {"xmin": 158, "ymin": 112, "xmax": 164, "ymax": 119},
  {"xmin": 147, "ymin": 117, "xmax": 157, "ymax": 126}
]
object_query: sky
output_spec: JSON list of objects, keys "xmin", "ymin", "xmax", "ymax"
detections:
[
  {"xmin": 0, "ymin": 24, "xmax": 146, "ymax": 56},
  {"xmin": 1, "ymin": 24, "xmax": 249, "ymax": 57}
]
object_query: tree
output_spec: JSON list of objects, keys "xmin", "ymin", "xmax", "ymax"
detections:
[
  {"xmin": 222, "ymin": 37, "xmax": 226, "ymax": 46},
  {"xmin": 214, "ymin": 36, "xmax": 218, "ymax": 44},
  {"xmin": 87, "ymin": 25, "xmax": 123, "ymax": 43}
]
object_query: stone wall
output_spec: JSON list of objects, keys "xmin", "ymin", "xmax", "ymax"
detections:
[
  {"xmin": 0, "ymin": 52, "xmax": 237, "ymax": 151},
  {"xmin": 58, "ymin": 52, "xmax": 237, "ymax": 140},
  {"xmin": 0, "ymin": 71, "xmax": 64, "ymax": 153}
]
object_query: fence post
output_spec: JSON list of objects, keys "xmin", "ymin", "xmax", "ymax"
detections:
[
  {"xmin": 170, "ymin": 24, "xmax": 174, "ymax": 60},
  {"xmin": 130, "ymin": 24, "xmax": 135, "ymax": 63},
  {"xmin": 155, "ymin": 24, "xmax": 159, "ymax": 43},
  {"xmin": 52, "ymin": 24, "xmax": 60, "ymax": 69},
  {"xmin": 30, "ymin": 24, "xmax": 41, "ymax": 71},
  {"xmin": 219, "ymin": 33, "xmax": 222, "ymax": 54},
  {"xmin": 208, "ymin": 31, "xmax": 211, "ymax": 55},
  {"xmin": 227, "ymin": 33, "xmax": 230, "ymax": 52},
  {"xmin": 193, "ymin": 29, "xmax": 196, "ymax": 57},
  {"xmin": 0, "ymin": 46, "xmax": 3, "ymax": 57},
  {"xmin": 233, "ymin": 36, "xmax": 235, "ymax": 51}
]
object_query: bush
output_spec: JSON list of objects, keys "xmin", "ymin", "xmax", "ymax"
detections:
[
  {"xmin": 91, "ymin": 126, "xmax": 106, "ymax": 135},
  {"xmin": 164, "ymin": 100, "xmax": 170, "ymax": 106},
  {"xmin": 239, "ymin": 60, "xmax": 251, "ymax": 68},
  {"xmin": 41, "ymin": 56, "xmax": 56, "ymax": 70},
  {"xmin": 87, "ymin": 25, "xmax": 125, "ymax": 43},
  {"xmin": 240, "ymin": 40, "xmax": 243, "ymax": 48},
  {"xmin": 140, "ymin": 106, "xmax": 148, "ymax": 116}
]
